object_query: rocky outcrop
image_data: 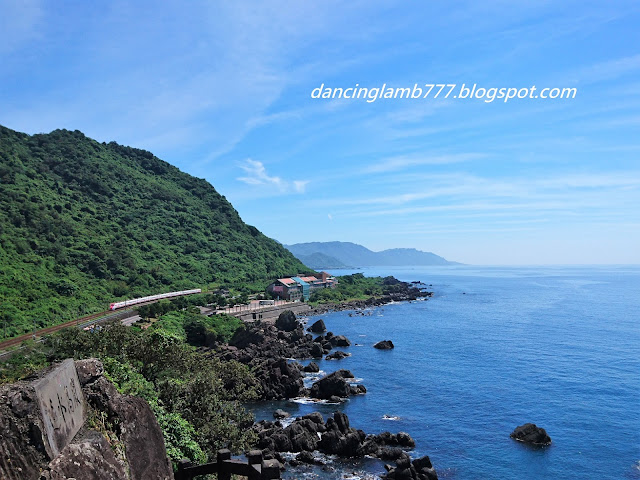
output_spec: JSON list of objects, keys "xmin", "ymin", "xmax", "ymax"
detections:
[
  {"xmin": 251, "ymin": 357, "xmax": 304, "ymax": 400},
  {"xmin": 0, "ymin": 359, "xmax": 173, "ymax": 480},
  {"xmin": 325, "ymin": 351, "xmax": 350, "ymax": 360},
  {"xmin": 383, "ymin": 454, "xmax": 438, "ymax": 480},
  {"xmin": 273, "ymin": 409, "xmax": 290, "ymax": 419},
  {"xmin": 74, "ymin": 359, "xmax": 174, "ymax": 480},
  {"xmin": 374, "ymin": 340, "xmax": 395, "ymax": 350},
  {"xmin": 510, "ymin": 423, "xmax": 551, "ymax": 446},
  {"xmin": 303, "ymin": 362, "xmax": 319, "ymax": 373},
  {"xmin": 213, "ymin": 311, "xmax": 354, "ymax": 400},
  {"xmin": 307, "ymin": 285, "xmax": 433, "ymax": 316},
  {"xmin": 39, "ymin": 431, "xmax": 127, "ymax": 480},
  {"xmin": 253, "ymin": 411, "xmax": 435, "ymax": 477},
  {"xmin": 308, "ymin": 369, "xmax": 366, "ymax": 400},
  {"xmin": 0, "ymin": 382, "xmax": 50, "ymax": 480},
  {"xmin": 275, "ymin": 310, "xmax": 299, "ymax": 332},
  {"xmin": 307, "ymin": 319, "xmax": 326, "ymax": 333},
  {"xmin": 328, "ymin": 333, "xmax": 351, "ymax": 347}
]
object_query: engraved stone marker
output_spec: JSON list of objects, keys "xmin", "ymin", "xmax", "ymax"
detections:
[{"xmin": 33, "ymin": 358, "xmax": 86, "ymax": 458}]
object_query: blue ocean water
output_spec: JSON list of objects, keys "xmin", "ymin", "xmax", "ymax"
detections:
[{"xmin": 251, "ymin": 266, "xmax": 640, "ymax": 479}]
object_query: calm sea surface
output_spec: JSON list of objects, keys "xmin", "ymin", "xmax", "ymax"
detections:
[{"xmin": 251, "ymin": 265, "xmax": 640, "ymax": 479}]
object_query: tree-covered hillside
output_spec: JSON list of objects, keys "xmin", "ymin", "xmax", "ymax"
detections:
[{"xmin": 0, "ymin": 125, "xmax": 308, "ymax": 337}]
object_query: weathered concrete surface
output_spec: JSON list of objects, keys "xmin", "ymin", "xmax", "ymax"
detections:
[{"xmin": 33, "ymin": 358, "xmax": 86, "ymax": 458}]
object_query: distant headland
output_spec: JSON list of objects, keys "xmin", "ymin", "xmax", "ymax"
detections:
[{"xmin": 285, "ymin": 241, "xmax": 460, "ymax": 269}]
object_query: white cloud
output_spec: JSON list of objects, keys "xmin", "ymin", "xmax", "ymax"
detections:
[
  {"xmin": 293, "ymin": 180, "xmax": 309, "ymax": 193},
  {"xmin": 366, "ymin": 153, "xmax": 486, "ymax": 173},
  {"xmin": 237, "ymin": 159, "xmax": 308, "ymax": 194}
]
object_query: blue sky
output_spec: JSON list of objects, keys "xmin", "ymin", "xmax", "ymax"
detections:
[{"xmin": 1, "ymin": 1, "xmax": 639, "ymax": 264}]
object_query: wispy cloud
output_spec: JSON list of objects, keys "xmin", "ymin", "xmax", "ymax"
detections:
[
  {"xmin": 570, "ymin": 53, "xmax": 640, "ymax": 85},
  {"xmin": 366, "ymin": 153, "xmax": 486, "ymax": 173},
  {"xmin": 237, "ymin": 159, "xmax": 308, "ymax": 194},
  {"xmin": 308, "ymin": 171, "xmax": 640, "ymax": 220}
]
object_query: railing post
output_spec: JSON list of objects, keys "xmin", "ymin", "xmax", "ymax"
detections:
[
  {"xmin": 247, "ymin": 450, "xmax": 263, "ymax": 480},
  {"xmin": 175, "ymin": 459, "xmax": 192, "ymax": 480},
  {"xmin": 217, "ymin": 449, "xmax": 232, "ymax": 480},
  {"xmin": 261, "ymin": 458, "xmax": 281, "ymax": 479}
]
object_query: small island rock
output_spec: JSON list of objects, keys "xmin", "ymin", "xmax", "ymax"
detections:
[
  {"xmin": 273, "ymin": 409, "xmax": 291, "ymax": 419},
  {"xmin": 308, "ymin": 319, "xmax": 327, "ymax": 333},
  {"xmin": 303, "ymin": 362, "xmax": 320, "ymax": 373},
  {"xmin": 326, "ymin": 351, "xmax": 350, "ymax": 360},
  {"xmin": 374, "ymin": 340, "xmax": 395, "ymax": 350},
  {"xmin": 510, "ymin": 423, "xmax": 551, "ymax": 446}
]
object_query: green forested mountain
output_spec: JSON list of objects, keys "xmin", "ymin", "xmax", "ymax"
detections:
[{"xmin": 0, "ymin": 125, "xmax": 308, "ymax": 336}]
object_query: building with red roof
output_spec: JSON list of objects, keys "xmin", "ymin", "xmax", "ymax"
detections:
[{"xmin": 267, "ymin": 272, "xmax": 338, "ymax": 301}]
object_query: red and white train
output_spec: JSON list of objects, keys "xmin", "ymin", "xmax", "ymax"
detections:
[{"xmin": 109, "ymin": 289, "xmax": 202, "ymax": 311}]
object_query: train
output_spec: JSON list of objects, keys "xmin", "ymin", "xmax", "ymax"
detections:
[{"xmin": 109, "ymin": 289, "xmax": 202, "ymax": 310}]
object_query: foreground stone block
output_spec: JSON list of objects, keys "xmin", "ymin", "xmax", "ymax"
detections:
[{"xmin": 33, "ymin": 359, "xmax": 86, "ymax": 458}]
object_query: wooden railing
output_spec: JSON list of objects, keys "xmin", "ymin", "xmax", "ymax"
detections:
[{"xmin": 174, "ymin": 449, "xmax": 281, "ymax": 480}]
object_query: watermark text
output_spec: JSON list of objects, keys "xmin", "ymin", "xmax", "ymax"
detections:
[{"xmin": 311, "ymin": 83, "xmax": 577, "ymax": 103}]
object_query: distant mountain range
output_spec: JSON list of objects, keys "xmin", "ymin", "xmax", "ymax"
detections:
[{"xmin": 285, "ymin": 241, "xmax": 458, "ymax": 268}]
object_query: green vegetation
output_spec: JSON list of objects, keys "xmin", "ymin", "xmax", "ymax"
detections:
[
  {"xmin": 0, "ymin": 125, "xmax": 309, "ymax": 337},
  {"xmin": 0, "ymin": 319, "xmax": 258, "ymax": 466},
  {"xmin": 310, "ymin": 273, "xmax": 407, "ymax": 303},
  {"xmin": 148, "ymin": 310, "xmax": 244, "ymax": 346}
]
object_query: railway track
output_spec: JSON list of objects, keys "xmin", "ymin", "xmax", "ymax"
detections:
[
  {"xmin": 0, "ymin": 309, "xmax": 130, "ymax": 354},
  {"xmin": 0, "ymin": 290, "xmax": 214, "ymax": 359}
]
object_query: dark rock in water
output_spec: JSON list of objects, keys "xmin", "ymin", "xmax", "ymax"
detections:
[
  {"xmin": 413, "ymin": 455, "xmax": 438, "ymax": 480},
  {"xmin": 254, "ymin": 410, "xmax": 437, "ymax": 478},
  {"xmin": 296, "ymin": 450, "xmax": 322, "ymax": 465},
  {"xmin": 372, "ymin": 431, "xmax": 415, "ymax": 449},
  {"xmin": 273, "ymin": 409, "xmax": 290, "ymax": 419},
  {"xmin": 379, "ymin": 446, "xmax": 406, "ymax": 461},
  {"xmin": 334, "ymin": 411, "xmax": 350, "ymax": 433},
  {"xmin": 310, "ymin": 343, "xmax": 324, "ymax": 359},
  {"xmin": 309, "ymin": 369, "xmax": 361, "ymax": 400},
  {"xmin": 329, "ymin": 395, "xmax": 342, "ymax": 403},
  {"xmin": 308, "ymin": 319, "xmax": 327, "ymax": 333},
  {"xmin": 326, "ymin": 351, "xmax": 350, "ymax": 360},
  {"xmin": 276, "ymin": 310, "xmax": 300, "ymax": 332},
  {"xmin": 303, "ymin": 362, "xmax": 320, "ymax": 372},
  {"xmin": 374, "ymin": 340, "xmax": 395, "ymax": 350},
  {"xmin": 290, "ymin": 431, "xmax": 318, "ymax": 452},
  {"xmin": 510, "ymin": 423, "xmax": 551, "ymax": 446},
  {"xmin": 329, "ymin": 335, "xmax": 351, "ymax": 347},
  {"xmin": 397, "ymin": 432, "xmax": 415, "ymax": 448},
  {"xmin": 383, "ymin": 454, "xmax": 438, "ymax": 480},
  {"xmin": 350, "ymin": 384, "xmax": 367, "ymax": 395},
  {"xmin": 271, "ymin": 432, "xmax": 292, "ymax": 452},
  {"xmin": 303, "ymin": 412, "xmax": 324, "ymax": 424},
  {"xmin": 252, "ymin": 357, "xmax": 304, "ymax": 400}
]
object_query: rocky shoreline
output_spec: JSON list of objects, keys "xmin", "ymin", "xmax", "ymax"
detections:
[
  {"xmin": 306, "ymin": 287, "xmax": 433, "ymax": 316},
  {"xmin": 208, "ymin": 296, "xmax": 439, "ymax": 479},
  {"xmin": 254, "ymin": 411, "xmax": 437, "ymax": 480}
]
